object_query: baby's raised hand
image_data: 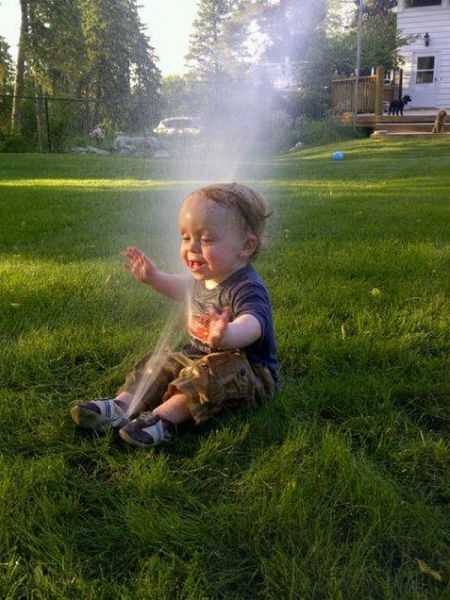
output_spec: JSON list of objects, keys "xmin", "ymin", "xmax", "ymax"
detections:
[
  {"xmin": 207, "ymin": 307, "xmax": 231, "ymax": 349},
  {"xmin": 122, "ymin": 246, "xmax": 156, "ymax": 284}
]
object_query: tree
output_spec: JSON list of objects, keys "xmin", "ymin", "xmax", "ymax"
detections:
[
  {"xmin": 185, "ymin": 0, "xmax": 247, "ymax": 100},
  {"xmin": 231, "ymin": 0, "xmax": 408, "ymax": 120},
  {"xmin": 80, "ymin": 0, "xmax": 134, "ymax": 127},
  {"xmin": 360, "ymin": 13, "xmax": 405, "ymax": 72},
  {"xmin": 333, "ymin": 0, "xmax": 408, "ymax": 75},
  {"xmin": 0, "ymin": 36, "xmax": 13, "ymax": 91},
  {"xmin": 361, "ymin": 0, "xmax": 397, "ymax": 17},
  {"xmin": 24, "ymin": 0, "xmax": 87, "ymax": 148},
  {"xmin": 229, "ymin": 0, "xmax": 329, "ymax": 119},
  {"xmin": 7, "ymin": 0, "xmax": 161, "ymax": 145},
  {"xmin": 359, "ymin": 1, "xmax": 408, "ymax": 72},
  {"xmin": 126, "ymin": 0, "xmax": 161, "ymax": 130},
  {"xmin": 79, "ymin": 0, "xmax": 161, "ymax": 130},
  {"xmin": 10, "ymin": 0, "xmax": 87, "ymax": 139},
  {"xmin": 25, "ymin": 0, "xmax": 86, "ymax": 95},
  {"xmin": 236, "ymin": 0, "xmax": 327, "ymax": 64},
  {"xmin": 0, "ymin": 35, "xmax": 13, "ymax": 135},
  {"xmin": 11, "ymin": 0, "xmax": 29, "ymax": 134},
  {"xmin": 160, "ymin": 75, "xmax": 201, "ymax": 118}
]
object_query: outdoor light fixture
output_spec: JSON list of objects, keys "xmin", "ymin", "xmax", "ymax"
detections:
[{"xmin": 424, "ymin": 32, "xmax": 430, "ymax": 47}]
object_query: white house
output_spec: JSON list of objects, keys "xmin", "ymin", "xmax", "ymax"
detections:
[{"xmin": 396, "ymin": 0, "xmax": 450, "ymax": 109}]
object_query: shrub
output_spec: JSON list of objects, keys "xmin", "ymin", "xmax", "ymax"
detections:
[
  {"xmin": 292, "ymin": 115, "xmax": 366, "ymax": 147},
  {"xmin": 0, "ymin": 134, "xmax": 36, "ymax": 153},
  {"xmin": 255, "ymin": 113, "xmax": 366, "ymax": 154}
]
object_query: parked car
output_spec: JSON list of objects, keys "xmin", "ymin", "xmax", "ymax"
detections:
[{"xmin": 153, "ymin": 117, "xmax": 201, "ymax": 137}]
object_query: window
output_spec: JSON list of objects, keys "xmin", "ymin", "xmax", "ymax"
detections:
[
  {"xmin": 416, "ymin": 56, "xmax": 435, "ymax": 84},
  {"xmin": 406, "ymin": 0, "xmax": 441, "ymax": 7}
]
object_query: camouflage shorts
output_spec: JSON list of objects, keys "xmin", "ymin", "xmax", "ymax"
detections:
[{"xmin": 118, "ymin": 350, "xmax": 276, "ymax": 424}]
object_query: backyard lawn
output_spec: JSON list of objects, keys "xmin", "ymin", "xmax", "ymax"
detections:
[{"xmin": 1, "ymin": 138, "xmax": 450, "ymax": 599}]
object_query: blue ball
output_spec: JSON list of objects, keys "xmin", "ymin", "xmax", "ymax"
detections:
[{"xmin": 332, "ymin": 151, "xmax": 345, "ymax": 161}]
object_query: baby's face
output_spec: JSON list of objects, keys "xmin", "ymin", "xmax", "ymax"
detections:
[{"xmin": 179, "ymin": 193, "xmax": 253, "ymax": 284}]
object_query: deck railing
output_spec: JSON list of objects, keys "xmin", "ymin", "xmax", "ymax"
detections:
[
  {"xmin": 331, "ymin": 67, "xmax": 395, "ymax": 116},
  {"xmin": 331, "ymin": 75, "xmax": 376, "ymax": 114}
]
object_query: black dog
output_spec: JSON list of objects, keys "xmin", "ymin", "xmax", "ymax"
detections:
[{"xmin": 388, "ymin": 95, "xmax": 412, "ymax": 116}]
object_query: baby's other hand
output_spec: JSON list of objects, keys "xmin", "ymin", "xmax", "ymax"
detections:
[
  {"xmin": 122, "ymin": 246, "xmax": 156, "ymax": 284},
  {"xmin": 207, "ymin": 307, "xmax": 231, "ymax": 349}
]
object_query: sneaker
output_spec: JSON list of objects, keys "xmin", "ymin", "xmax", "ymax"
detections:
[
  {"xmin": 70, "ymin": 398, "xmax": 129, "ymax": 431},
  {"xmin": 119, "ymin": 412, "xmax": 174, "ymax": 448}
]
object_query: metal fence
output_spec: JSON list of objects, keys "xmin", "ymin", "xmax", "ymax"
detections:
[{"xmin": 0, "ymin": 93, "xmax": 159, "ymax": 152}]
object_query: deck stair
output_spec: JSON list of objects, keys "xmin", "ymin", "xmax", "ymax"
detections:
[
  {"xmin": 371, "ymin": 114, "xmax": 448, "ymax": 136},
  {"xmin": 372, "ymin": 110, "xmax": 450, "ymax": 137},
  {"xmin": 339, "ymin": 110, "xmax": 450, "ymax": 136}
]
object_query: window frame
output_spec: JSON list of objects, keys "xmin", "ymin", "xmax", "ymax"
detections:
[
  {"xmin": 406, "ymin": 0, "xmax": 442, "ymax": 8},
  {"xmin": 415, "ymin": 55, "xmax": 436, "ymax": 85}
]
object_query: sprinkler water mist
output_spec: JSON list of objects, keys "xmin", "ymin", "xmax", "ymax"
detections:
[{"xmin": 126, "ymin": 302, "xmax": 185, "ymax": 419}]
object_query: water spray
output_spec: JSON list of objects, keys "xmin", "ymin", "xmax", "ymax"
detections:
[
  {"xmin": 123, "ymin": 1, "xmax": 319, "ymax": 418},
  {"xmin": 126, "ymin": 302, "xmax": 185, "ymax": 419},
  {"xmin": 123, "ymin": 98, "xmax": 277, "ymax": 420}
]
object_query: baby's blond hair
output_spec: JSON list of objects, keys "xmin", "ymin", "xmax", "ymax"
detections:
[{"xmin": 194, "ymin": 183, "xmax": 271, "ymax": 259}]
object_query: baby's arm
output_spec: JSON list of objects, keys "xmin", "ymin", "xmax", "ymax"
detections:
[
  {"xmin": 123, "ymin": 246, "xmax": 190, "ymax": 302},
  {"xmin": 208, "ymin": 309, "xmax": 261, "ymax": 349}
]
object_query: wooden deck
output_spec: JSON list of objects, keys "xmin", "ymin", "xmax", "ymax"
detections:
[{"xmin": 332, "ymin": 69, "xmax": 449, "ymax": 136}]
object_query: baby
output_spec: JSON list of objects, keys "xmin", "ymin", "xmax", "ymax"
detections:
[{"xmin": 71, "ymin": 183, "xmax": 278, "ymax": 448}]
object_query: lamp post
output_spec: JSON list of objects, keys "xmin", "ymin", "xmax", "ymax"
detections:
[{"xmin": 352, "ymin": 0, "xmax": 363, "ymax": 129}]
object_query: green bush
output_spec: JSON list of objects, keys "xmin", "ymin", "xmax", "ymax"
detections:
[
  {"xmin": 292, "ymin": 115, "xmax": 366, "ymax": 147},
  {"xmin": 264, "ymin": 109, "xmax": 294, "ymax": 153},
  {"xmin": 0, "ymin": 134, "xmax": 36, "ymax": 153},
  {"xmin": 259, "ymin": 113, "xmax": 366, "ymax": 154}
]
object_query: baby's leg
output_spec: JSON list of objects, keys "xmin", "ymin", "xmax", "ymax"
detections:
[
  {"xmin": 118, "ymin": 393, "xmax": 192, "ymax": 448},
  {"xmin": 119, "ymin": 393, "xmax": 191, "ymax": 448},
  {"xmin": 71, "ymin": 350, "xmax": 188, "ymax": 432},
  {"xmin": 70, "ymin": 390, "xmax": 182, "ymax": 434},
  {"xmin": 115, "ymin": 391, "xmax": 133, "ymax": 410},
  {"xmin": 119, "ymin": 351, "xmax": 276, "ymax": 449},
  {"xmin": 153, "ymin": 393, "xmax": 192, "ymax": 424},
  {"xmin": 116, "ymin": 351, "xmax": 188, "ymax": 417}
]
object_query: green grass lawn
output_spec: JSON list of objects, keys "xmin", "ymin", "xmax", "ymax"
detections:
[{"xmin": 1, "ymin": 138, "xmax": 450, "ymax": 599}]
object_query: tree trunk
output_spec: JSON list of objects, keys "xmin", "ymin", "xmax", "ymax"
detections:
[
  {"xmin": 11, "ymin": 0, "xmax": 29, "ymax": 134},
  {"xmin": 29, "ymin": 1, "xmax": 46, "ymax": 150},
  {"xmin": 94, "ymin": 77, "xmax": 101, "ymax": 128},
  {"xmin": 35, "ymin": 84, "xmax": 46, "ymax": 151}
]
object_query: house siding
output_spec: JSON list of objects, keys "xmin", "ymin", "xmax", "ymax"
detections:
[{"xmin": 397, "ymin": 1, "xmax": 450, "ymax": 108}]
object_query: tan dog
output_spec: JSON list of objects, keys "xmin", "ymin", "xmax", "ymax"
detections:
[{"xmin": 432, "ymin": 109, "xmax": 447, "ymax": 133}]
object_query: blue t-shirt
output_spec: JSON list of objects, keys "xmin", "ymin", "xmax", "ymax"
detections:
[{"xmin": 185, "ymin": 264, "xmax": 278, "ymax": 382}]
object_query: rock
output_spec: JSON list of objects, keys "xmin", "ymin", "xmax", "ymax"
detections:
[
  {"xmin": 89, "ymin": 126, "xmax": 105, "ymax": 141},
  {"xmin": 71, "ymin": 146, "xmax": 89, "ymax": 153},
  {"xmin": 146, "ymin": 136, "xmax": 162, "ymax": 151},
  {"xmin": 288, "ymin": 141, "xmax": 303, "ymax": 152},
  {"xmin": 153, "ymin": 149, "xmax": 170, "ymax": 159},
  {"xmin": 86, "ymin": 145, "xmax": 110, "ymax": 155},
  {"xmin": 113, "ymin": 135, "xmax": 161, "ymax": 153}
]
